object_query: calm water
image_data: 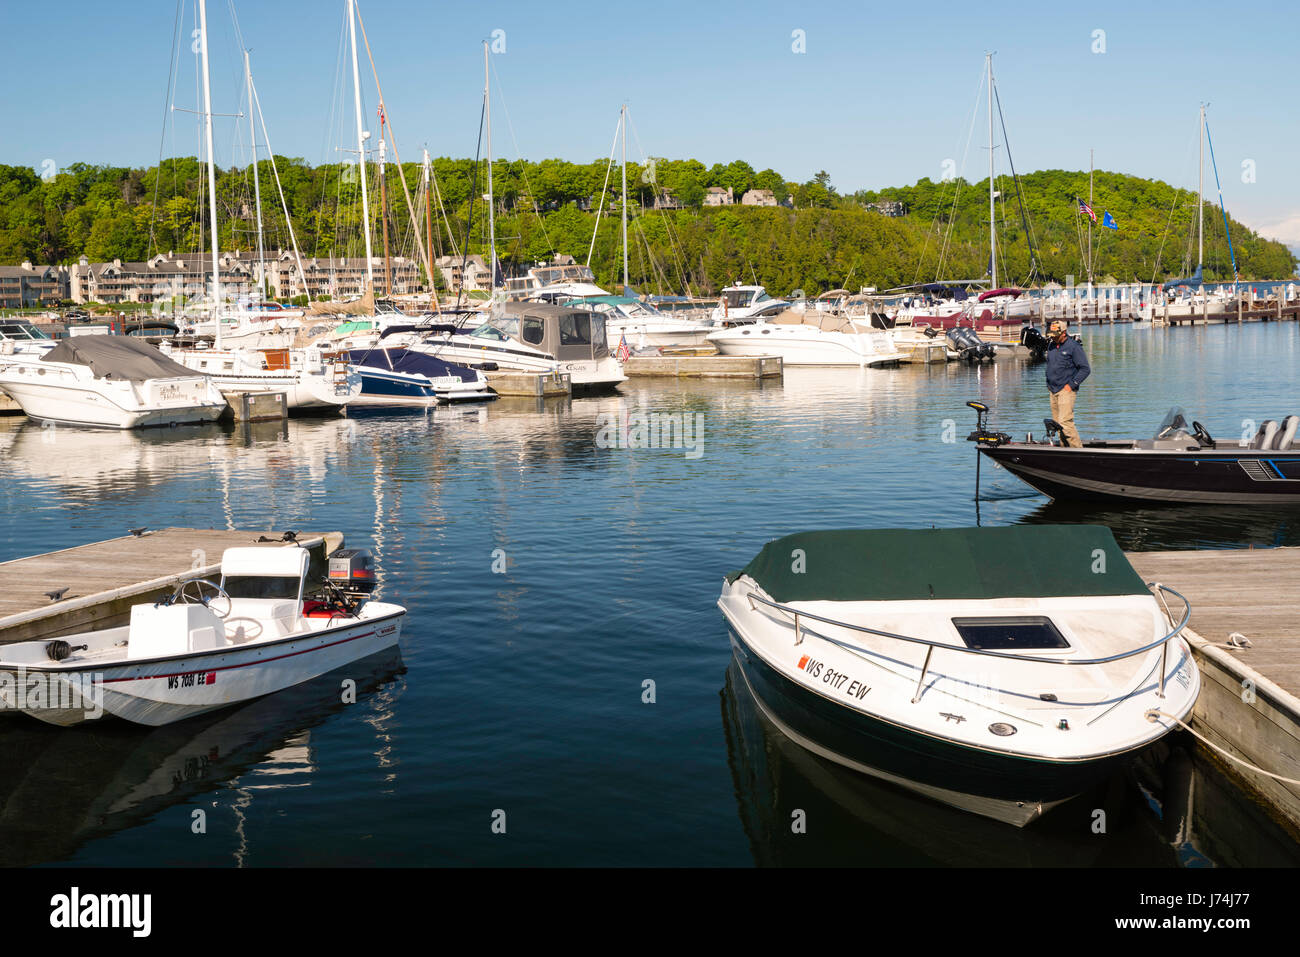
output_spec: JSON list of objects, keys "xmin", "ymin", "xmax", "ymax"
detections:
[{"xmin": 2, "ymin": 321, "xmax": 1299, "ymax": 867}]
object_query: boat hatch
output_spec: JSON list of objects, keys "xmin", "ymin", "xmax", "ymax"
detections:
[{"xmin": 951, "ymin": 616, "xmax": 1070, "ymax": 651}]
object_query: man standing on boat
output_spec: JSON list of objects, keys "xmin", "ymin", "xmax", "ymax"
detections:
[{"xmin": 1045, "ymin": 320, "xmax": 1090, "ymax": 447}]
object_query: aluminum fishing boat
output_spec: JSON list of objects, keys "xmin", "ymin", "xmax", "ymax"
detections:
[
  {"xmin": 972, "ymin": 404, "xmax": 1300, "ymax": 505},
  {"xmin": 0, "ymin": 544, "xmax": 405, "ymax": 727},
  {"xmin": 0, "ymin": 335, "xmax": 226, "ymax": 429},
  {"xmin": 718, "ymin": 525, "xmax": 1199, "ymax": 825}
]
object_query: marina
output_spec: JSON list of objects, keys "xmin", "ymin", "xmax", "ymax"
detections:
[{"xmin": 3, "ymin": 0, "xmax": 1300, "ymax": 915}]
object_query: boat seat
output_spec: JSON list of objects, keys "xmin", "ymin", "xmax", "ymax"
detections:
[
  {"xmin": 1250, "ymin": 420, "xmax": 1278, "ymax": 450},
  {"xmin": 1274, "ymin": 415, "xmax": 1299, "ymax": 450}
]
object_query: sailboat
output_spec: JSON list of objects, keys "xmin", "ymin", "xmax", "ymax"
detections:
[
  {"xmin": 161, "ymin": 3, "xmax": 360, "ymax": 413},
  {"xmin": 1157, "ymin": 105, "xmax": 1238, "ymax": 321}
]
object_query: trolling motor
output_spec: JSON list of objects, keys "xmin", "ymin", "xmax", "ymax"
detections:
[{"xmin": 966, "ymin": 401, "xmax": 1011, "ymax": 447}]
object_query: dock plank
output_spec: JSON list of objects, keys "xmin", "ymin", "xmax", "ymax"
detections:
[{"xmin": 1127, "ymin": 547, "xmax": 1300, "ymax": 699}]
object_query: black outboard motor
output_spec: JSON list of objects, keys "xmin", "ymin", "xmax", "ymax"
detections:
[
  {"xmin": 1020, "ymin": 325, "xmax": 1049, "ymax": 363},
  {"xmin": 946, "ymin": 326, "xmax": 995, "ymax": 363}
]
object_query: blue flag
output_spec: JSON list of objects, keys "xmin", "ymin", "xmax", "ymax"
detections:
[{"xmin": 1102, "ymin": 211, "xmax": 1118, "ymax": 231}]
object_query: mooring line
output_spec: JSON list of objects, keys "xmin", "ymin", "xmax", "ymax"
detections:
[{"xmin": 1146, "ymin": 709, "xmax": 1300, "ymax": 785}]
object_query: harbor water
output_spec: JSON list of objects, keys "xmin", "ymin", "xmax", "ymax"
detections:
[{"xmin": 2, "ymin": 321, "xmax": 1299, "ymax": 866}]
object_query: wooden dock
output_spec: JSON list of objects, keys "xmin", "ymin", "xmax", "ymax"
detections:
[
  {"xmin": 486, "ymin": 370, "xmax": 571, "ymax": 398},
  {"xmin": 624, "ymin": 354, "xmax": 783, "ymax": 379},
  {"xmin": 1127, "ymin": 548, "xmax": 1300, "ymax": 834},
  {"xmin": 0, "ymin": 528, "xmax": 343, "ymax": 645}
]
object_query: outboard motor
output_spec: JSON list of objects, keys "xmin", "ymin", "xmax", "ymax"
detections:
[
  {"xmin": 328, "ymin": 548, "xmax": 376, "ymax": 597},
  {"xmin": 1020, "ymin": 325, "xmax": 1049, "ymax": 363},
  {"xmin": 946, "ymin": 326, "xmax": 994, "ymax": 363}
]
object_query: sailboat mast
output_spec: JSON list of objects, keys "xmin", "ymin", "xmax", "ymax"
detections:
[
  {"xmin": 245, "ymin": 50, "xmax": 266, "ymax": 301},
  {"xmin": 199, "ymin": 0, "xmax": 221, "ymax": 349},
  {"xmin": 348, "ymin": 0, "xmax": 374, "ymax": 293},
  {"xmin": 484, "ymin": 41, "xmax": 496, "ymax": 294},
  {"xmin": 621, "ymin": 104, "xmax": 629, "ymax": 294},
  {"xmin": 987, "ymin": 53, "xmax": 996, "ymax": 291},
  {"xmin": 424, "ymin": 148, "xmax": 435, "ymax": 310},
  {"xmin": 379, "ymin": 130, "xmax": 391, "ymax": 297},
  {"xmin": 1198, "ymin": 104, "xmax": 1205, "ymax": 278}
]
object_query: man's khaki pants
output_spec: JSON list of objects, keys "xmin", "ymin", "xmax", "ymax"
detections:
[{"xmin": 1050, "ymin": 387, "xmax": 1081, "ymax": 447}]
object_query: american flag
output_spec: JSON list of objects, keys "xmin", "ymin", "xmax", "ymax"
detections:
[
  {"xmin": 1077, "ymin": 197, "xmax": 1097, "ymax": 223},
  {"xmin": 616, "ymin": 334, "xmax": 630, "ymax": 362}
]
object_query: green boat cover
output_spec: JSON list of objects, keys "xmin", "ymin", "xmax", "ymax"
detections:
[{"xmin": 726, "ymin": 526, "xmax": 1149, "ymax": 602}]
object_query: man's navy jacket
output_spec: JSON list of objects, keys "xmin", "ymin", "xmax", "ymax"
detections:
[{"xmin": 1045, "ymin": 336, "xmax": 1091, "ymax": 394}]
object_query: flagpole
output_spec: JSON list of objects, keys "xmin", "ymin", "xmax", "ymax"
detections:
[{"xmin": 1088, "ymin": 148, "xmax": 1094, "ymax": 288}]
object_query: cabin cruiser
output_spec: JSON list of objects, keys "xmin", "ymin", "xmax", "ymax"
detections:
[
  {"xmin": 0, "ymin": 335, "xmax": 226, "ymax": 429},
  {"xmin": 710, "ymin": 285, "xmax": 788, "ymax": 325},
  {"xmin": 718, "ymin": 525, "xmax": 1199, "ymax": 826},
  {"xmin": 178, "ymin": 300, "xmax": 306, "ymax": 349},
  {"xmin": 159, "ymin": 341, "xmax": 360, "ymax": 413},
  {"xmin": 971, "ymin": 403, "xmax": 1300, "ymax": 505},
  {"xmin": 503, "ymin": 262, "xmax": 609, "ymax": 301},
  {"xmin": 563, "ymin": 295, "xmax": 714, "ymax": 348},
  {"xmin": 707, "ymin": 309, "xmax": 904, "ymax": 367},
  {"xmin": 410, "ymin": 302, "xmax": 626, "ymax": 393},
  {"xmin": 0, "ymin": 544, "xmax": 405, "ymax": 727}
]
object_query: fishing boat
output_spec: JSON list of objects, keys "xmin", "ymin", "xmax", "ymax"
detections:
[
  {"xmin": 0, "ymin": 335, "xmax": 227, "ymax": 429},
  {"xmin": 717, "ymin": 525, "xmax": 1199, "ymax": 825},
  {"xmin": 0, "ymin": 544, "xmax": 405, "ymax": 727},
  {"xmin": 972, "ymin": 403, "xmax": 1300, "ymax": 505}
]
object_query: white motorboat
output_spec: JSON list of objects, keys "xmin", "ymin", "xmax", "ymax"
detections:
[
  {"xmin": 0, "ymin": 335, "xmax": 227, "ymax": 429},
  {"xmin": 707, "ymin": 311, "xmax": 904, "ymax": 367},
  {"xmin": 565, "ymin": 295, "xmax": 714, "ymax": 348},
  {"xmin": 503, "ymin": 262, "xmax": 610, "ymax": 301},
  {"xmin": 0, "ymin": 544, "xmax": 405, "ymax": 727},
  {"xmin": 160, "ymin": 341, "xmax": 360, "ymax": 412},
  {"xmin": 411, "ymin": 302, "xmax": 626, "ymax": 393},
  {"xmin": 0, "ymin": 320, "xmax": 58, "ymax": 356},
  {"xmin": 718, "ymin": 525, "xmax": 1200, "ymax": 826},
  {"xmin": 710, "ymin": 285, "xmax": 788, "ymax": 324}
]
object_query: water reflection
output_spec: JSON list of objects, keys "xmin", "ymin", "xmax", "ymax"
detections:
[
  {"xmin": 1020, "ymin": 500, "xmax": 1300, "ymax": 551},
  {"xmin": 0, "ymin": 649, "xmax": 404, "ymax": 867}
]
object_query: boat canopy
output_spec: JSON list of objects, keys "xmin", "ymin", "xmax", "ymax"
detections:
[
  {"xmin": 726, "ymin": 526, "xmax": 1148, "ymax": 602},
  {"xmin": 1163, "ymin": 266, "xmax": 1204, "ymax": 289},
  {"xmin": 977, "ymin": 288, "xmax": 1024, "ymax": 303},
  {"xmin": 39, "ymin": 335, "xmax": 199, "ymax": 381},
  {"xmin": 919, "ymin": 283, "xmax": 969, "ymax": 301}
]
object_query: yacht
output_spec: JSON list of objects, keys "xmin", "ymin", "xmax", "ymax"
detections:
[
  {"xmin": 718, "ymin": 525, "xmax": 1200, "ymax": 825},
  {"xmin": 503, "ymin": 262, "xmax": 610, "ymax": 301},
  {"xmin": 710, "ymin": 285, "xmax": 788, "ymax": 325},
  {"xmin": 564, "ymin": 295, "xmax": 714, "ymax": 348},
  {"xmin": 0, "ymin": 335, "xmax": 227, "ymax": 429},
  {"xmin": 707, "ymin": 310, "xmax": 904, "ymax": 367},
  {"xmin": 407, "ymin": 302, "xmax": 626, "ymax": 393},
  {"xmin": 0, "ymin": 320, "xmax": 58, "ymax": 356}
]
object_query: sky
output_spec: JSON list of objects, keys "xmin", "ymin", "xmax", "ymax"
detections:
[{"xmin": 2, "ymin": 0, "xmax": 1298, "ymax": 249}]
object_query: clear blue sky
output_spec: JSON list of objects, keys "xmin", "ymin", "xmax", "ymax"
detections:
[{"xmin": 3, "ymin": 0, "xmax": 1297, "ymax": 247}]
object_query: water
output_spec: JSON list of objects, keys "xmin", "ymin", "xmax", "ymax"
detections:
[{"xmin": 2, "ymin": 321, "xmax": 1299, "ymax": 867}]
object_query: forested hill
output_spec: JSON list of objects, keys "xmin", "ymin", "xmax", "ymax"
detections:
[{"xmin": 0, "ymin": 158, "xmax": 1292, "ymax": 298}]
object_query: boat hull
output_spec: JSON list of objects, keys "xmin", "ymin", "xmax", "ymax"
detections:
[
  {"xmin": 727, "ymin": 629, "xmax": 1123, "ymax": 825},
  {"xmin": 982, "ymin": 444, "xmax": 1300, "ymax": 505},
  {"xmin": 0, "ymin": 609, "xmax": 404, "ymax": 727},
  {"xmin": 707, "ymin": 327, "xmax": 903, "ymax": 367},
  {"xmin": 0, "ymin": 379, "xmax": 225, "ymax": 429}
]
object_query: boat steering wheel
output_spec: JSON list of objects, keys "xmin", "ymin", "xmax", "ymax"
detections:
[
  {"xmin": 1192, "ymin": 421, "xmax": 1216, "ymax": 449},
  {"xmin": 172, "ymin": 579, "xmax": 232, "ymax": 619},
  {"xmin": 222, "ymin": 616, "xmax": 264, "ymax": 641}
]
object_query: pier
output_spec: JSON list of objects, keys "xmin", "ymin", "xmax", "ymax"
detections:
[
  {"xmin": 1127, "ymin": 548, "xmax": 1300, "ymax": 835},
  {"xmin": 624, "ymin": 354, "xmax": 782, "ymax": 379},
  {"xmin": 0, "ymin": 528, "xmax": 342, "ymax": 645}
]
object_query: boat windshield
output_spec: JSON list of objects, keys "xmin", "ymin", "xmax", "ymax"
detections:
[
  {"xmin": 0, "ymin": 322, "xmax": 50, "ymax": 340},
  {"xmin": 222, "ymin": 575, "xmax": 302, "ymax": 600},
  {"xmin": 469, "ymin": 318, "xmax": 519, "ymax": 341},
  {"xmin": 1155, "ymin": 407, "xmax": 1193, "ymax": 439}
]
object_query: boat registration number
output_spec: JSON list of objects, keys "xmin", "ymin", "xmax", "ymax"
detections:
[
  {"xmin": 166, "ymin": 671, "xmax": 217, "ymax": 690},
  {"xmin": 798, "ymin": 655, "xmax": 870, "ymax": 700}
]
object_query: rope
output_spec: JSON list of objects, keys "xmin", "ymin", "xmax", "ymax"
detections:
[{"xmin": 1145, "ymin": 709, "xmax": 1300, "ymax": 785}]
